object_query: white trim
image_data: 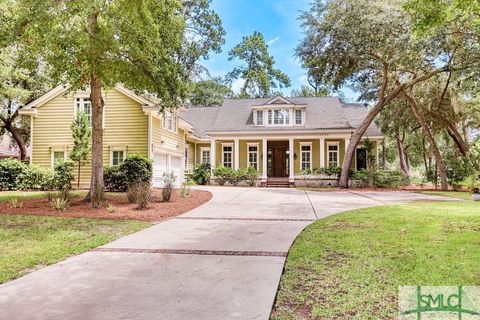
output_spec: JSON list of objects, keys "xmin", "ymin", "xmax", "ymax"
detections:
[
  {"xmin": 299, "ymin": 142, "xmax": 313, "ymax": 171},
  {"xmin": 289, "ymin": 138, "xmax": 294, "ymax": 181},
  {"xmin": 326, "ymin": 141, "xmax": 340, "ymax": 168},
  {"xmin": 50, "ymin": 148, "xmax": 67, "ymax": 169},
  {"xmin": 29, "ymin": 117, "xmax": 33, "ymax": 165},
  {"xmin": 319, "ymin": 137, "xmax": 325, "ymax": 168},
  {"xmin": 246, "ymin": 143, "xmax": 259, "ymax": 170},
  {"xmin": 114, "ymin": 84, "xmax": 155, "ymax": 107},
  {"xmin": 148, "ymin": 113, "xmax": 153, "ymax": 159},
  {"xmin": 262, "ymin": 138, "xmax": 268, "ymax": 181},
  {"xmin": 210, "ymin": 139, "xmax": 216, "ymax": 170},
  {"xmin": 234, "ymin": 139, "xmax": 240, "ymax": 170},
  {"xmin": 221, "ymin": 143, "xmax": 233, "ymax": 168},
  {"xmin": 110, "ymin": 147, "xmax": 126, "ymax": 166},
  {"xmin": 25, "ymin": 85, "xmax": 68, "ymax": 109},
  {"xmin": 161, "ymin": 110, "xmax": 178, "ymax": 133},
  {"xmin": 200, "ymin": 147, "xmax": 211, "ymax": 164}
]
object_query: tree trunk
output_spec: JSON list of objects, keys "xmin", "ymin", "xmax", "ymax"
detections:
[
  {"xmin": 85, "ymin": 73, "xmax": 105, "ymax": 207},
  {"xmin": 395, "ymin": 128, "xmax": 410, "ymax": 178},
  {"xmin": 381, "ymin": 140, "xmax": 386, "ymax": 170},
  {"xmin": 77, "ymin": 160, "xmax": 81, "ymax": 189},
  {"xmin": 403, "ymin": 92, "xmax": 448, "ymax": 190},
  {"xmin": 338, "ymin": 66, "xmax": 449, "ymax": 188},
  {"xmin": 1, "ymin": 109, "xmax": 28, "ymax": 161},
  {"xmin": 446, "ymin": 123, "xmax": 469, "ymax": 156}
]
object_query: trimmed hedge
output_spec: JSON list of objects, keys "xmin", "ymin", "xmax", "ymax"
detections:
[
  {"xmin": 104, "ymin": 154, "xmax": 153, "ymax": 191},
  {"xmin": 0, "ymin": 158, "xmax": 27, "ymax": 190}
]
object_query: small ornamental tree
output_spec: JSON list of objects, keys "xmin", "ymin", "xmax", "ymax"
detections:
[{"xmin": 70, "ymin": 111, "xmax": 91, "ymax": 189}]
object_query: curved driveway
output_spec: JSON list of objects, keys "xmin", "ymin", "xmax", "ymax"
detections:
[{"xmin": 0, "ymin": 187, "xmax": 452, "ymax": 320}]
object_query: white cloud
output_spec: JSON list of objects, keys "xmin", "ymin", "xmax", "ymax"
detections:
[
  {"xmin": 231, "ymin": 78, "xmax": 245, "ymax": 93},
  {"xmin": 267, "ymin": 36, "xmax": 280, "ymax": 46}
]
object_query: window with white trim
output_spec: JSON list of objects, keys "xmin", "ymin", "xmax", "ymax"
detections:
[
  {"xmin": 300, "ymin": 144, "xmax": 312, "ymax": 171},
  {"xmin": 267, "ymin": 109, "xmax": 290, "ymax": 125},
  {"xmin": 75, "ymin": 97, "xmax": 92, "ymax": 126},
  {"xmin": 256, "ymin": 110, "xmax": 263, "ymax": 125},
  {"xmin": 247, "ymin": 145, "xmax": 258, "ymax": 170},
  {"xmin": 201, "ymin": 148, "xmax": 210, "ymax": 164},
  {"xmin": 295, "ymin": 110, "xmax": 303, "ymax": 125},
  {"xmin": 111, "ymin": 150, "xmax": 125, "ymax": 166},
  {"xmin": 222, "ymin": 145, "xmax": 233, "ymax": 168},
  {"xmin": 51, "ymin": 150, "xmax": 66, "ymax": 168},
  {"xmin": 328, "ymin": 144, "xmax": 339, "ymax": 167},
  {"xmin": 162, "ymin": 110, "xmax": 177, "ymax": 132}
]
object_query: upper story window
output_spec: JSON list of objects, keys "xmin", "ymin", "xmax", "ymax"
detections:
[
  {"xmin": 75, "ymin": 97, "xmax": 92, "ymax": 126},
  {"xmin": 295, "ymin": 110, "xmax": 303, "ymax": 125},
  {"xmin": 268, "ymin": 109, "xmax": 290, "ymax": 125},
  {"xmin": 162, "ymin": 110, "xmax": 177, "ymax": 132},
  {"xmin": 256, "ymin": 110, "xmax": 263, "ymax": 125}
]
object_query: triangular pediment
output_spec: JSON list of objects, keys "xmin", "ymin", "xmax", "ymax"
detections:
[{"xmin": 265, "ymin": 96, "xmax": 294, "ymax": 105}]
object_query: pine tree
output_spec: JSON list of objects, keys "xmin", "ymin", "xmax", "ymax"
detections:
[{"xmin": 70, "ymin": 112, "xmax": 92, "ymax": 189}]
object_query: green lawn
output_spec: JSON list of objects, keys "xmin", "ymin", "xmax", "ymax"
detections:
[
  {"xmin": 417, "ymin": 190, "xmax": 472, "ymax": 200},
  {"xmin": 0, "ymin": 215, "xmax": 150, "ymax": 284},
  {"xmin": 271, "ymin": 201, "xmax": 480, "ymax": 319}
]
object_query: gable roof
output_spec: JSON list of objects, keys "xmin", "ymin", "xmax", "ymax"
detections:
[
  {"xmin": 21, "ymin": 84, "xmax": 156, "ymax": 113},
  {"xmin": 180, "ymin": 97, "xmax": 382, "ymax": 137}
]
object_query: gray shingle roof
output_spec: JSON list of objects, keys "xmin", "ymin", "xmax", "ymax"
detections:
[{"xmin": 179, "ymin": 97, "xmax": 382, "ymax": 138}]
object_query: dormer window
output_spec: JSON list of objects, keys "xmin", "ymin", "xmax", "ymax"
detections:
[
  {"xmin": 295, "ymin": 109, "xmax": 303, "ymax": 125},
  {"xmin": 268, "ymin": 109, "xmax": 290, "ymax": 125},
  {"xmin": 256, "ymin": 110, "xmax": 263, "ymax": 125}
]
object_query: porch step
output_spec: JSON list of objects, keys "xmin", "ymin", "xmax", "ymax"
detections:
[{"xmin": 265, "ymin": 178, "xmax": 291, "ymax": 188}]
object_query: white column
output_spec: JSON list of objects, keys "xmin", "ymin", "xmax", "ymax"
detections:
[
  {"xmin": 210, "ymin": 138, "xmax": 216, "ymax": 170},
  {"xmin": 262, "ymin": 138, "xmax": 267, "ymax": 181},
  {"xmin": 289, "ymin": 138, "xmax": 294, "ymax": 182},
  {"xmin": 319, "ymin": 137, "xmax": 325, "ymax": 168},
  {"xmin": 234, "ymin": 138, "xmax": 240, "ymax": 170}
]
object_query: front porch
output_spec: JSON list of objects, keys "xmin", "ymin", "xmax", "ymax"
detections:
[{"xmin": 201, "ymin": 134, "xmax": 381, "ymax": 187}]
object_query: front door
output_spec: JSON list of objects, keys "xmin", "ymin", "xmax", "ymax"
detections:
[
  {"xmin": 272, "ymin": 147, "xmax": 287, "ymax": 177},
  {"xmin": 356, "ymin": 148, "xmax": 367, "ymax": 170}
]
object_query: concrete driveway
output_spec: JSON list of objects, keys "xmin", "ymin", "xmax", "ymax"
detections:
[{"xmin": 0, "ymin": 187, "xmax": 453, "ymax": 320}]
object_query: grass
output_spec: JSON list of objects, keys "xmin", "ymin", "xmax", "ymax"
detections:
[
  {"xmin": 271, "ymin": 201, "xmax": 480, "ymax": 319},
  {"xmin": 0, "ymin": 215, "xmax": 150, "ymax": 284},
  {"xmin": 416, "ymin": 190, "xmax": 472, "ymax": 201}
]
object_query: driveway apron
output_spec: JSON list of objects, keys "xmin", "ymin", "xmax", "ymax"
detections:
[{"xmin": 0, "ymin": 187, "xmax": 453, "ymax": 320}]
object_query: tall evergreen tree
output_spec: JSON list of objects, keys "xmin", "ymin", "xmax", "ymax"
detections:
[
  {"xmin": 70, "ymin": 112, "xmax": 92, "ymax": 189},
  {"xmin": 227, "ymin": 31, "xmax": 290, "ymax": 98}
]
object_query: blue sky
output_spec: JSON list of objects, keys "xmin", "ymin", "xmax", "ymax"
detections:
[{"xmin": 201, "ymin": 0, "xmax": 312, "ymax": 96}]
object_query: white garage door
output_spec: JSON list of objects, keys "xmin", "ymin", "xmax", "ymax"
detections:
[
  {"xmin": 170, "ymin": 156, "xmax": 183, "ymax": 187},
  {"xmin": 152, "ymin": 153, "xmax": 184, "ymax": 188},
  {"xmin": 152, "ymin": 153, "xmax": 167, "ymax": 188}
]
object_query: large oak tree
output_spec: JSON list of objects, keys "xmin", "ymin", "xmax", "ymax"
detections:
[
  {"xmin": 12, "ymin": 0, "xmax": 187, "ymax": 207},
  {"xmin": 296, "ymin": 0, "xmax": 477, "ymax": 190}
]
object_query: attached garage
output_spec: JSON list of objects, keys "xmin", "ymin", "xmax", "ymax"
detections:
[{"xmin": 152, "ymin": 152, "xmax": 184, "ymax": 188}]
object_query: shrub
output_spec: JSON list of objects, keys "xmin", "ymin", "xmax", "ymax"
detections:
[
  {"xmin": 17, "ymin": 165, "xmax": 54, "ymax": 191},
  {"xmin": 299, "ymin": 166, "xmax": 342, "ymax": 177},
  {"xmin": 104, "ymin": 165, "xmax": 127, "ymax": 192},
  {"xmin": 0, "ymin": 158, "xmax": 27, "ymax": 190},
  {"xmin": 213, "ymin": 165, "xmax": 233, "ymax": 186},
  {"xmin": 229, "ymin": 168, "xmax": 246, "ymax": 186},
  {"xmin": 128, "ymin": 182, "xmax": 151, "ymax": 210},
  {"xmin": 8, "ymin": 198, "xmax": 23, "ymax": 208},
  {"xmin": 106, "ymin": 204, "xmax": 117, "ymax": 213},
  {"xmin": 162, "ymin": 172, "xmax": 176, "ymax": 202},
  {"xmin": 180, "ymin": 182, "xmax": 191, "ymax": 197},
  {"xmin": 373, "ymin": 170, "xmax": 408, "ymax": 188},
  {"xmin": 53, "ymin": 160, "xmax": 74, "ymax": 199},
  {"xmin": 461, "ymin": 173, "xmax": 480, "ymax": 193},
  {"xmin": 120, "ymin": 154, "xmax": 153, "ymax": 186},
  {"xmin": 192, "ymin": 163, "xmax": 211, "ymax": 185},
  {"xmin": 245, "ymin": 166, "xmax": 260, "ymax": 187},
  {"xmin": 51, "ymin": 197, "xmax": 69, "ymax": 212}
]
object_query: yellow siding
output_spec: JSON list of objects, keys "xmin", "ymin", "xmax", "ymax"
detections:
[
  {"xmin": 32, "ymin": 88, "xmax": 148, "ymax": 188},
  {"xmin": 195, "ymin": 143, "xmax": 210, "ymax": 163},
  {"xmin": 151, "ymin": 117, "xmax": 185, "ymax": 156},
  {"xmin": 186, "ymin": 141, "xmax": 195, "ymax": 172}
]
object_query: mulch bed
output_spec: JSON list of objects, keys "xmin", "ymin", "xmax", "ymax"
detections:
[{"xmin": 0, "ymin": 189, "xmax": 212, "ymax": 222}]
